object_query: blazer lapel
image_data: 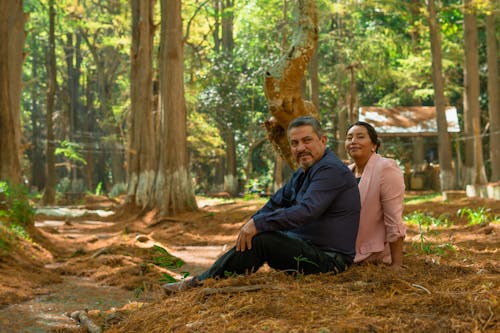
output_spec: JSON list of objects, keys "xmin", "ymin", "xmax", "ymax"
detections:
[{"xmin": 356, "ymin": 153, "xmax": 379, "ymax": 207}]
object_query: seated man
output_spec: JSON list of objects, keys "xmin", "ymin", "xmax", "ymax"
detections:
[{"xmin": 163, "ymin": 116, "xmax": 361, "ymax": 292}]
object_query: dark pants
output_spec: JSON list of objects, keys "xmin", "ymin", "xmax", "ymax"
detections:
[{"xmin": 197, "ymin": 231, "xmax": 351, "ymax": 281}]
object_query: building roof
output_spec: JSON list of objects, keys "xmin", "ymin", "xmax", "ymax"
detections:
[{"xmin": 358, "ymin": 106, "xmax": 460, "ymax": 136}]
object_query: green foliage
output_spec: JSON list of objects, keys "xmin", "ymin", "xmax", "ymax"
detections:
[
  {"xmin": 0, "ymin": 181, "xmax": 35, "ymax": 228},
  {"xmin": 55, "ymin": 140, "xmax": 87, "ymax": 165},
  {"xmin": 413, "ymin": 217, "xmax": 455, "ymax": 256},
  {"xmin": 159, "ymin": 273, "xmax": 177, "ymax": 284},
  {"xmin": 152, "ymin": 245, "xmax": 185, "ymax": 269},
  {"xmin": 294, "ymin": 255, "xmax": 319, "ymax": 272},
  {"xmin": 95, "ymin": 182, "xmax": 103, "ymax": 196},
  {"xmin": 458, "ymin": 207, "xmax": 495, "ymax": 225},
  {"xmin": 0, "ymin": 182, "xmax": 35, "ymax": 256},
  {"xmin": 404, "ymin": 211, "xmax": 452, "ymax": 227},
  {"xmin": 404, "ymin": 192, "xmax": 442, "ymax": 205}
]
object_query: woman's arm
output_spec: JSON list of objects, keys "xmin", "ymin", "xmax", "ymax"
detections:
[{"xmin": 380, "ymin": 159, "xmax": 406, "ymax": 266}]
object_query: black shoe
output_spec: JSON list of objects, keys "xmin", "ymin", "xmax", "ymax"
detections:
[{"xmin": 162, "ymin": 277, "xmax": 200, "ymax": 294}]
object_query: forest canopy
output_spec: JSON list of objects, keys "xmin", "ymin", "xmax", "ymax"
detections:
[{"xmin": 2, "ymin": 0, "xmax": 499, "ymax": 206}]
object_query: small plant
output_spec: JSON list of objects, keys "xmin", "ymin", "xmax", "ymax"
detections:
[
  {"xmin": 457, "ymin": 207, "xmax": 492, "ymax": 225},
  {"xmin": 294, "ymin": 255, "xmax": 318, "ymax": 276},
  {"xmin": 159, "ymin": 273, "xmax": 177, "ymax": 283},
  {"xmin": 152, "ymin": 245, "xmax": 185, "ymax": 268},
  {"xmin": 95, "ymin": 182, "xmax": 103, "ymax": 196},
  {"xmin": 413, "ymin": 218, "xmax": 455, "ymax": 256},
  {"xmin": 404, "ymin": 211, "xmax": 451, "ymax": 227},
  {"xmin": 0, "ymin": 181, "xmax": 35, "ymax": 228},
  {"xmin": 55, "ymin": 140, "xmax": 87, "ymax": 165}
]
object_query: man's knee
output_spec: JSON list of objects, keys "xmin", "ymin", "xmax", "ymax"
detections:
[{"xmin": 252, "ymin": 231, "xmax": 283, "ymax": 247}]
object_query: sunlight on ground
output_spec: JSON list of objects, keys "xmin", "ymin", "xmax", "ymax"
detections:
[{"xmin": 36, "ymin": 207, "xmax": 115, "ymax": 218}]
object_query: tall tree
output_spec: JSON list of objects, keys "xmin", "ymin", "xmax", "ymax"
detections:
[
  {"xmin": 127, "ymin": 0, "xmax": 156, "ymax": 208},
  {"xmin": 155, "ymin": 0, "xmax": 197, "ymax": 215},
  {"xmin": 463, "ymin": 0, "xmax": 487, "ymax": 187},
  {"xmin": 43, "ymin": 0, "xmax": 57, "ymax": 204},
  {"xmin": 264, "ymin": 0, "xmax": 319, "ymax": 168},
  {"xmin": 427, "ymin": 0, "xmax": 455, "ymax": 190},
  {"xmin": 485, "ymin": 2, "xmax": 499, "ymax": 182},
  {"xmin": 0, "ymin": 0, "xmax": 25, "ymax": 184}
]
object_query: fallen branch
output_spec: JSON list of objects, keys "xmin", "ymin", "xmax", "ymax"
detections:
[{"xmin": 69, "ymin": 310, "xmax": 102, "ymax": 333}]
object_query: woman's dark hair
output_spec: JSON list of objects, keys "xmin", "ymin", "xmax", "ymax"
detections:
[{"xmin": 347, "ymin": 121, "xmax": 381, "ymax": 152}]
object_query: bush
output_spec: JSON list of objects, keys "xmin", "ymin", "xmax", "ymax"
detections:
[{"xmin": 0, "ymin": 181, "xmax": 35, "ymax": 228}]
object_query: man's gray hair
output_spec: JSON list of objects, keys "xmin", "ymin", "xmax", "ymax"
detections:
[{"xmin": 288, "ymin": 116, "xmax": 324, "ymax": 138}]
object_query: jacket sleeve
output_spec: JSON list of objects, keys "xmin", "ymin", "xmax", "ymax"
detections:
[
  {"xmin": 253, "ymin": 164, "xmax": 347, "ymax": 232},
  {"xmin": 380, "ymin": 159, "xmax": 406, "ymax": 242}
]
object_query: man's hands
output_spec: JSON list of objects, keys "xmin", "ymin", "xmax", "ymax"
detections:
[{"xmin": 236, "ymin": 219, "xmax": 257, "ymax": 252}]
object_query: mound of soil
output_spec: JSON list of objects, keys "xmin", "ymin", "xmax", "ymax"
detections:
[{"xmin": 0, "ymin": 228, "xmax": 60, "ymax": 307}]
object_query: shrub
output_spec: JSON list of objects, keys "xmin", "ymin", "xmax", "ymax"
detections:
[{"xmin": 0, "ymin": 181, "xmax": 35, "ymax": 228}]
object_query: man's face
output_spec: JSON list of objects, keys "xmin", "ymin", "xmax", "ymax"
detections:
[{"xmin": 289, "ymin": 125, "xmax": 327, "ymax": 170}]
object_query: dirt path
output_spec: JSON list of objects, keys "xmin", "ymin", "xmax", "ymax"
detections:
[
  {"xmin": 0, "ymin": 205, "xmax": 224, "ymax": 332},
  {"xmin": 0, "ymin": 276, "xmax": 136, "ymax": 332}
]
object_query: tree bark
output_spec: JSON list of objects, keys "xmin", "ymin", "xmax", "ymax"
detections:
[
  {"xmin": 428, "ymin": 0, "xmax": 456, "ymax": 190},
  {"xmin": 263, "ymin": 0, "xmax": 319, "ymax": 168},
  {"xmin": 486, "ymin": 5, "xmax": 499, "ymax": 182},
  {"xmin": 43, "ymin": 0, "xmax": 57, "ymax": 204},
  {"xmin": 29, "ymin": 40, "xmax": 46, "ymax": 191},
  {"xmin": 155, "ymin": 0, "xmax": 197, "ymax": 215},
  {"xmin": 128, "ymin": 0, "xmax": 157, "ymax": 209},
  {"xmin": 463, "ymin": 0, "xmax": 487, "ymax": 186},
  {"xmin": 309, "ymin": 48, "xmax": 319, "ymax": 111},
  {"xmin": 0, "ymin": 0, "xmax": 24, "ymax": 184}
]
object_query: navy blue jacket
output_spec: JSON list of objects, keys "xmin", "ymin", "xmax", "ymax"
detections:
[{"xmin": 252, "ymin": 149, "xmax": 360, "ymax": 260}]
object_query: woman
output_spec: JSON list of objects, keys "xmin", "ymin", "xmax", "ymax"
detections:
[{"xmin": 345, "ymin": 121, "xmax": 406, "ymax": 268}]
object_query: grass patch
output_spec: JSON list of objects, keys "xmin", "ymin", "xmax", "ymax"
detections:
[
  {"xmin": 404, "ymin": 192, "xmax": 441, "ymax": 204},
  {"xmin": 458, "ymin": 207, "xmax": 497, "ymax": 225},
  {"xmin": 404, "ymin": 211, "xmax": 452, "ymax": 227}
]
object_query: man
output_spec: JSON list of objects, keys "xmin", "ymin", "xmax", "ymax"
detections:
[{"xmin": 163, "ymin": 116, "xmax": 360, "ymax": 293}]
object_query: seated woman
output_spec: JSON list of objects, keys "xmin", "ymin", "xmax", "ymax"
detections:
[{"xmin": 345, "ymin": 121, "xmax": 406, "ymax": 268}]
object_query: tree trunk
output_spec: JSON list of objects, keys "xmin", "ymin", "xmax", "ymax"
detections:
[
  {"xmin": 127, "ymin": 0, "xmax": 157, "ymax": 209},
  {"xmin": 223, "ymin": 129, "xmax": 238, "ymax": 196},
  {"xmin": 463, "ymin": 0, "xmax": 487, "ymax": 186},
  {"xmin": 309, "ymin": 48, "xmax": 319, "ymax": 111},
  {"xmin": 273, "ymin": 153, "xmax": 284, "ymax": 193},
  {"xmin": 155, "ymin": 0, "xmax": 197, "ymax": 215},
  {"xmin": 29, "ymin": 35, "xmax": 46, "ymax": 191},
  {"xmin": 82, "ymin": 31, "xmax": 124, "ymax": 189},
  {"xmin": 221, "ymin": 0, "xmax": 238, "ymax": 196},
  {"xmin": 486, "ymin": 6, "xmax": 500, "ymax": 182},
  {"xmin": 82, "ymin": 73, "xmax": 96, "ymax": 192},
  {"xmin": 335, "ymin": 104, "xmax": 347, "ymax": 160},
  {"xmin": 43, "ymin": 0, "xmax": 57, "ymax": 204},
  {"xmin": 263, "ymin": 0, "xmax": 319, "ymax": 169},
  {"xmin": 428, "ymin": 0, "xmax": 456, "ymax": 190},
  {"xmin": 0, "ymin": 0, "xmax": 25, "ymax": 184}
]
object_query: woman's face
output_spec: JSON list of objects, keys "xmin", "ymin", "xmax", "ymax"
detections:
[{"xmin": 345, "ymin": 125, "xmax": 377, "ymax": 161}]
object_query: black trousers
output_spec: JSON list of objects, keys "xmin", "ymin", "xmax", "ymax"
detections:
[{"xmin": 197, "ymin": 231, "xmax": 351, "ymax": 281}]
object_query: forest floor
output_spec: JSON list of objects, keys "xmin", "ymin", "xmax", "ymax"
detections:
[{"xmin": 0, "ymin": 193, "xmax": 498, "ymax": 332}]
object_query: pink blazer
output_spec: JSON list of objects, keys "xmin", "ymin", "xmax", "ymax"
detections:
[{"xmin": 349, "ymin": 153, "xmax": 406, "ymax": 264}]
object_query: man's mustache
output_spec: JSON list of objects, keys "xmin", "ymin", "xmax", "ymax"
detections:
[{"xmin": 298, "ymin": 151, "xmax": 312, "ymax": 158}]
